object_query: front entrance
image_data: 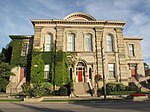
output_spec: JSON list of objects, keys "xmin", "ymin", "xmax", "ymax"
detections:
[
  {"xmin": 20, "ymin": 67, "xmax": 25, "ymax": 82},
  {"xmin": 77, "ymin": 68, "xmax": 83, "ymax": 82},
  {"xmin": 76, "ymin": 62, "xmax": 85, "ymax": 82},
  {"xmin": 129, "ymin": 64, "xmax": 137, "ymax": 78},
  {"xmin": 131, "ymin": 66, "xmax": 137, "ymax": 77}
]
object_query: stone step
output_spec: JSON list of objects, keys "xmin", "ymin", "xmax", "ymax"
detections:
[
  {"xmin": 73, "ymin": 82, "xmax": 91, "ymax": 96},
  {"xmin": 131, "ymin": 77, "xmax": 150, "ymax": 92}
]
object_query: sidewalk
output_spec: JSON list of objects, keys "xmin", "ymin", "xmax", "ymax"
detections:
[
  {"xmin": 41, "ymin": 95, "xmax": 127, "ymax": 103},
  {"xmin": 1, "ymin": 93, "xmax": 149, "ymax": 102}
]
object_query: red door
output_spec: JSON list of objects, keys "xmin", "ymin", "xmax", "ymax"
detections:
[
  {"xmin": 131, "ymin": 67, "xmax": 137, "ymax": 77},
  {"xmin": 78, "ymin": 70, "xmax": 82, "ymax": 82},
  {"xmin": 20, "ymin": 68, "xmax": 24, "ymax": 82}
]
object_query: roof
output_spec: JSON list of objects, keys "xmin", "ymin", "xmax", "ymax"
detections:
[
  {"xmin": 124, "ymin": 37, "xmax": 143, "ymax": 40},
  {"xmin": 9, "ymin": 35, "xmax": 33, "ymax": 39},
  {"xmin": 31, "ymin": 12, "xmax": 126, "ymax": 27}
]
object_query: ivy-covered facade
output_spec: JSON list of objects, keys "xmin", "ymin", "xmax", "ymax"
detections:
[
  {"xmin": 7, "ymin": 12, "xmax": 145, "ymax": 96},
  {"xmin": 8, "ymin": 35, "xmax": 70, "ymax": 86}
]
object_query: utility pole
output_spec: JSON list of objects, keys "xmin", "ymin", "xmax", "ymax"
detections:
[
  {"xmin": 94, "ymin": 28, "xmax": 99, "ymax": 97},
  {"xmin": 101, "ymin": 41, "xmax": 106, "ymax": 100},
  {"xmin": 53, "ymin": 22, "xmax": 57, "ymax": 92}
]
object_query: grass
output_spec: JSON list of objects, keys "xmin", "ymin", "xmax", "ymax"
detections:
[{"xmin": 0, "ymin": 99, "xmax": 22, "ymax": 102}]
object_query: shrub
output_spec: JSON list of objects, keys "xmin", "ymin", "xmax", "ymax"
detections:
[
  {"xmin": 111, "ymin": 91, "xmax": 135, "ymax": 95},
  {"xmin": 116, "ymin": 83, "xmax": 126, "ymax": 91},
  {"xmin": 97, "ymin": 88, "xmax": 102, "ymax": 96},
  {"xmin": 126, "ymin": 83, "xmax": 138, "ymax": 91},
  {"xmin": 31, "ymin": 84, "xmax": 46, "ymax": 97},
  {"xmin": 20, "ymin": 82, "xmax": 32, "ymax": 96},
  {"xmin": 20, "ymin": 82, "xmax": 53, "ymax": 97},
  {"xmin": 97, "ymin": 83, "xmax": 129, "ymax": 96},
  {"xmin": 40, "ymin": 82, "xmax": 53, "ymax": 90},
  {"xmin": 32, "ymin": 83, "xmax": 53, "ymax": 97},
  {"xmin": 97, "ymin": 86, "xmax": 112, "ymax": 96},
  {"xmin": 68, "ymin": 80, "xmax": 73, "ymax": 95},
  {"xmin": 59, "ymin": 86, "xmax": 68, "ymax": 96},
  {"xmin": 106, "ymin": 86, "xmax": 112, "ymax": 95},
  {"xmin": 106, "ymin": 83, "xmax": 126, "ymax": 92},
  {"xmin": 69, "ymin": 81, "xmax": 73, "ymax": 89},
  {"xmin": 0, "ymin": 79, "xmax": 9, "ymax": 92},
  {"xmin": 106, "ymin": 83, "xmax": 117, "ymax": 92}
]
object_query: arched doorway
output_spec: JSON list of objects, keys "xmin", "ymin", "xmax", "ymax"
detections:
[
  {"xmin": 76, "ymin": 62, "xmax": 86, "ymax": 82},
  {"xmin": 129, "ymin": 63, "xmax": 137, "ymax": 78}
]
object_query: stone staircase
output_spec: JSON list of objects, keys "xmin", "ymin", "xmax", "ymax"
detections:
[
  {"xmin": 137, "ymin": 76, "xmax": 150, "ymax": 82},
  {"xmin": 131, "ymin": 77, "xmax": 150, "ymax": 92},
  {"xmin": 6, "ymin": 66, "xmax": 26, "ymax": 94},
  {"xmin": 73, "ymin": 82, "xmax": 91, "ymax": 97},
  {"xmin": 6, "ymin": 78, "xmax": 26, "ymax": 94},
  {"xmin": 6, "ymin": 82, "xmax": 18, "ymax": 94},
  {"xmin": 0, "ymin": 93, "xmax": 10, "ymax": 99}
]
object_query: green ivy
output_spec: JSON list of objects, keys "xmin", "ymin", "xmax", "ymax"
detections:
[
  {"xmin": 30, "ymin": 54, "xmax": 44, "ymax": 83},
  {"xmin": 10, "ymin": 39, "xmax": 27, "ymax": 67},
  {"xmin": 31, "ymin": 49, "xmax": 71, "ymax": 86}
]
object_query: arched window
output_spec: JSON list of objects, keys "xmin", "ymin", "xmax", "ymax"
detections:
[
  {"xmin": 85, "ymin": 33, "xmax": 92, "ymax": 51},
  {"xmin": 67, "ymin": 33, "xmax": 75, "ymax": 51},
  {"xmin": 45, "ymin": 34, "xmax": 52, "ymax": 51},
  {"xmin": 106, "ymin": 34, "xmax": 113, "ymax": 52}
]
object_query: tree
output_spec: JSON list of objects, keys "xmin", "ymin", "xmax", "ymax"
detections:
[
  {"xmin": 0, "ymin": 61, "xmax": 14, "ymax": 80},
  {"xmin": 30, "ymin": 54, "xmax": 45, "ymax": 83},
  {"xmin": 0, "ymin": 43, "xmax": 17, "ymax": 92},
  {"xmin": 144, "ymin": 63, "xmax": 149, "ymax": 70},
  {"xmin": 0, "ymin": 60, "xmax": 14, "ymax": 92}
]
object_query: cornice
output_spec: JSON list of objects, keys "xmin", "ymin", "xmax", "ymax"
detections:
[
  {"xmin": 31, "ymin": 19, "xmax": 126, "ymax": 27},
  {"xmin": 124, "ymin": 37, "xmax": 143, "ymax": 40}
]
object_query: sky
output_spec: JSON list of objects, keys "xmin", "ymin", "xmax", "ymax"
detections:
[{"xmin": 0, "ymin": 0, "xmax": 150, "ymax": 66}]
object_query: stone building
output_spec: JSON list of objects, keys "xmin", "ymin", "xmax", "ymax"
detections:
[{"xmin": 6, "ymin": 12, "xmax": 145, "ymax": 95}]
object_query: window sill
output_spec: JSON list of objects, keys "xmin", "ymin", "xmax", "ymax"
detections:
[
  {"xmin": 128, "ymin": 56, "xmax": 136, "ymax": 58},
  {"xmin": 105, "ymin": 51, "xmax": 115, "ymax": 53},
  {"xmin": 67, "ymin": 51, "xmax": 95, "ymax": 53},
  {"xmin": 108, "ymin": 78, "xmax": 117, "ymax": 80}
]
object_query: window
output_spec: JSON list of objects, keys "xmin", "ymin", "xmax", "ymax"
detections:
[
  {"xmin": 85, "ymin": 34, "xmax": 92, "ymax": 51},
  {"xmin": 106, "ymin": 35, "xmax": 113, "ymax": 52},
  {"xmin": 44, "ymin": 65, "xmax": 49, "ymax": 79},
  {"xmin": 67, "ymin": 33, "xmax": 75, "ymax": 51},
  {"xmin": 108, "ymin": 64, "xmax": 115, "ymax": 78},
  {"xmin": 70, "ymin": 68, "xmax": 73, "ymax": 80},
  {"xmin": 89, "ymin": 68, "xmax": 92, "ymax": 80},
  {"xmin": 128, "ymin": 44, "xmax": 134, "ymax": 56},
  {"xmin": 21, "ymin": 43, "xmax": 28, "ymax": 56},
  {"xmin": 45, "ymin": 34, "xmax": 52, "ymax": 51}
]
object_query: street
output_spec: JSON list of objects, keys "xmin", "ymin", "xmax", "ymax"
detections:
[{"xmin": 0, "ymin": 101, "xmax": 150, "ymax": 112}]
